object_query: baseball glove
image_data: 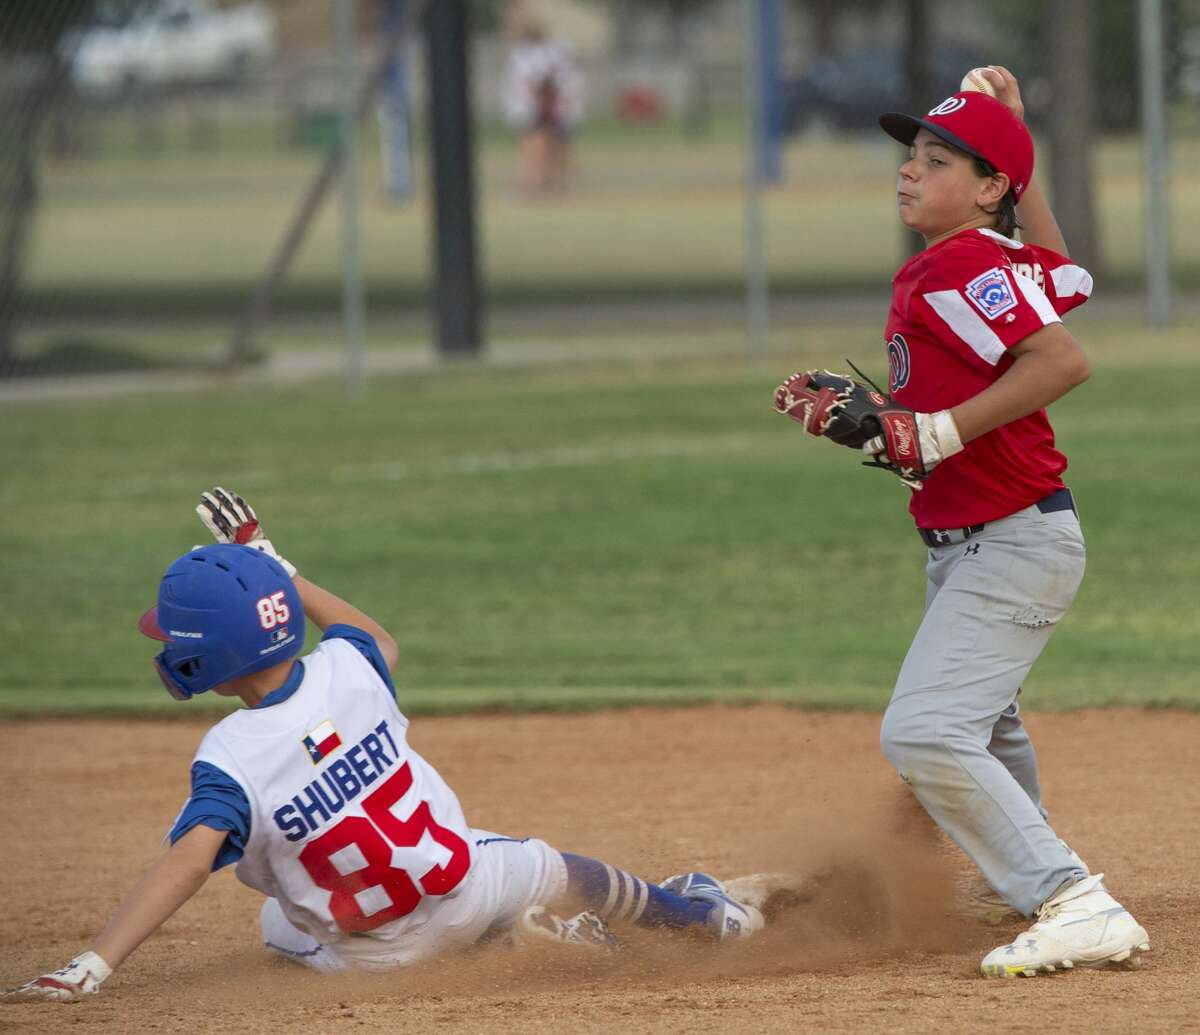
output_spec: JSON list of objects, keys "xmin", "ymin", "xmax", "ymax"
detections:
[{"xmin": 773, "ymin": 369, "xmax": 934, "ymax": 489}]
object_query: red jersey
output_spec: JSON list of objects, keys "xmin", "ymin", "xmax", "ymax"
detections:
[{"xmin": 885, "ymin": 227, "xmax": 1092, "ymax": 528}]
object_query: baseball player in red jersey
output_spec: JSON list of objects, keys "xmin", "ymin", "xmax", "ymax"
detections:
[{"xmin": 777, "ymin": 67, "xmax": 1149, "ymax": 977}]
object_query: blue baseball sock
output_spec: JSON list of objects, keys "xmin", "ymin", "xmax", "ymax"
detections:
[{"xmin": 561, "ymin": 852, "xmax": 711, "ymax": 929}]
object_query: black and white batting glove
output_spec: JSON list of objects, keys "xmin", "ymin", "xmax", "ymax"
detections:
[
  {"xmin": 196, "ymin": 486, "xmax": 297, "ymax": 578},
  {"xmin": 1, "ymin": 951, "xmax": 112, "ymax": 1002}
]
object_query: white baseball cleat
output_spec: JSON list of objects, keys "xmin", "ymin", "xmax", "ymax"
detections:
[
  {"xmin": 513, "ymin": 906, "xmax": 621, "ymax": 951},
  {"xmin": 980, "ymin": 874, "xmax": 1150, "ymax": 978}
]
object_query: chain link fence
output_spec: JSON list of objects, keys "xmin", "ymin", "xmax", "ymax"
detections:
[{"xmin": 1, "ymin": 0, "xmax": 1197, "ymax": 382}]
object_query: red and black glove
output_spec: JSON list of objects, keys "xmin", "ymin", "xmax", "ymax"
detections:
[{"xmin": 773, "ymin": 370, "xmax": 964, "ymax": 489}]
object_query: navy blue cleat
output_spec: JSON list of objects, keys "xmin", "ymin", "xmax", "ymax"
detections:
[{"xmin": 660, "ymin": 872, "xmax": 765, "ymax": 940}]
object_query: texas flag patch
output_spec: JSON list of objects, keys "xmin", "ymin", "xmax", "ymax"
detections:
[
  {"xmin": 965, "ymin": 267, "xmax": 1018, "ymax": 320},
  {"xmin": 303, "ymin": 720, "xmax": 342, "ymax": 763}
]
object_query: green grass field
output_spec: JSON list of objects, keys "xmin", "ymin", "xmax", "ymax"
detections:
[{"xmin": 3, "ymin": 314, "xmax": 1197, "ymax": 717}]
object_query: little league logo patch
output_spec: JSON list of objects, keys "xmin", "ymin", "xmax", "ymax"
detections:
[{"xmin": 965, "ymin": 267, "xmax": 1018, "ymax": 320}]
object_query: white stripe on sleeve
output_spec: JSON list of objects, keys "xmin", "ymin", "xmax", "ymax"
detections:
[
  {"xmin": 1012, "ymin": 270, "xmax": 1062, "ymax": 326},
  {"xmin": 1050, "ymin": 263, "xmax": 1094, "ymax": 299},
  {"xmin": 923, "ymin": 289, "xmax": 1007, "ymax": 366}
]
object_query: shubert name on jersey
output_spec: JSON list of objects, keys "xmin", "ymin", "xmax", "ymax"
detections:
[{"xmin": 273, "ymin": 721, "xmax": 401, "ymax": 842}]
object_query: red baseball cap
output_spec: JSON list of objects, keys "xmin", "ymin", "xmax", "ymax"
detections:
[{"xmin": 879, "ymin": 91, "xmax": 1034, "ymax": 201}]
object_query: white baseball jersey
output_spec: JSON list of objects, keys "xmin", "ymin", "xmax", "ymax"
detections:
[{"xmin": 192, "ymin": 632, "xmax": 477, "ymax": 949}]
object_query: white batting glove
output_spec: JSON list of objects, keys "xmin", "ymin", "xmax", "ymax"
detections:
[
  {"xmin": 1, "ymin": 951, "xmax": 112, "ymax": 1002},
  {"xmin": 196, "ymin": 486, "xmax": 297, "ymax": 578}
]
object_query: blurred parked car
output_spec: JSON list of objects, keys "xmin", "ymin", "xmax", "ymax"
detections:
[
  {"xmin": 66, "ymin": 0, "xmax": 277, "ymax": 96},
  {"xmin": 781, "ymin": 44, "xmax": 1015, "ymax": 134}
]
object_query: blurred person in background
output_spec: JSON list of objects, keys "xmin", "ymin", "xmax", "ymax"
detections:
[{"xmin": 501, "ymin": 10, "xmax": 584, "ymax": 196}]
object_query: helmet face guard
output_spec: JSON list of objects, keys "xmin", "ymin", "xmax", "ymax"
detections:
[
  {"xmin": 139, "ymin": 545, "xmax": 304, "ymax": 702},
  {"xmin": 139, "ymin": 606, "xmax": 198, "ymax": 700},
  {"xmin": 152, "ymin": 653, "xmax": 194, "ymax": 701}
]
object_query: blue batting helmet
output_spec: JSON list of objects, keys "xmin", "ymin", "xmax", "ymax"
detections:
[{"xmin": 138, "ymin": 544, "xmax": 304, "ymax": 700}]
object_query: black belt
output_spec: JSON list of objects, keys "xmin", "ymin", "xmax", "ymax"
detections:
[{"xmin": 917, "ymin": 488, "xmax": 1076, "ymax": 548}]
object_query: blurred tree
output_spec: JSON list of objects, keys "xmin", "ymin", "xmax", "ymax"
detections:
[
  {"xmin": 468, "ymin": 0, "xmax": 509, "ymax": 33},
  {"xmin": 992, "ymin": 0, "xmax": 1185, "ymax": 130},
  {"xmin": 660, "ymin": 0, "xmax": 721, "ymax": 136},
  {"xmin": 1045, "ymin": 0, "xmax": 1101, "ymax": 275},
  {"xmin": 901, "ymin": 0, "xmax": 932, "ymax": 258},
  {"xmin": 0, "ymin": 0, "xmax": 115, "ymax": 367},
  {"xmin": 600, "ymin": 0, "xmax": 720, "ymax": 134},
  {"xmin": 788, "ymin": 0, "xmax": 888, "ymax": 58},
  {"xmin": 603, "ymin": 0, "xmax": 721, "ymax": 38}
]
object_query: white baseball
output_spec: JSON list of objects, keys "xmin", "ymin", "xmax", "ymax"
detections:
[{"xmin": 960, "ymin": 67, "xmax": 998, "ymax": 96}]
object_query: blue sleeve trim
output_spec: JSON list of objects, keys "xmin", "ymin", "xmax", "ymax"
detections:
[
  {"xmin": 169, "ymin": 761, "xmax": 251, "ymax": 871},
  {"xmin": 320, "ymin": 623, "xmax": 397, "ymax": 699}
]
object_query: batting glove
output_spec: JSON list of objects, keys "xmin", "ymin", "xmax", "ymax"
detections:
[
  {"xmin": 862, "ymin": 409, "xmax": 964, "ymax": 487},
  {"xmin": 1, "ymin": 951, "xmax": 112, "ymax": 1002},
  {"xmin": 196, "ymin": 486, "xmax": 297, "ymax": 578}
]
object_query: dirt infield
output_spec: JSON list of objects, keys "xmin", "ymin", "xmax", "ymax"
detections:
[{"xmin": 1, "ymin": 706, "xmax": 1196, "ymax": 1034}]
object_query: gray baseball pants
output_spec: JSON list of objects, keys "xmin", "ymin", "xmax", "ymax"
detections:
[{"xmin": 880, "ymin": 496, "xmax": 1088, "ymax": 917}]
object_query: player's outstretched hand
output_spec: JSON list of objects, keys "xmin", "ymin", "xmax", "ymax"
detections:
[
  {"xmin": 1, "ymin": 952, "xmax": 112, "ymax": 1003},
  {"xmin": 196, "ymin": 486, "xmax": 297, "ymax": 578}
]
